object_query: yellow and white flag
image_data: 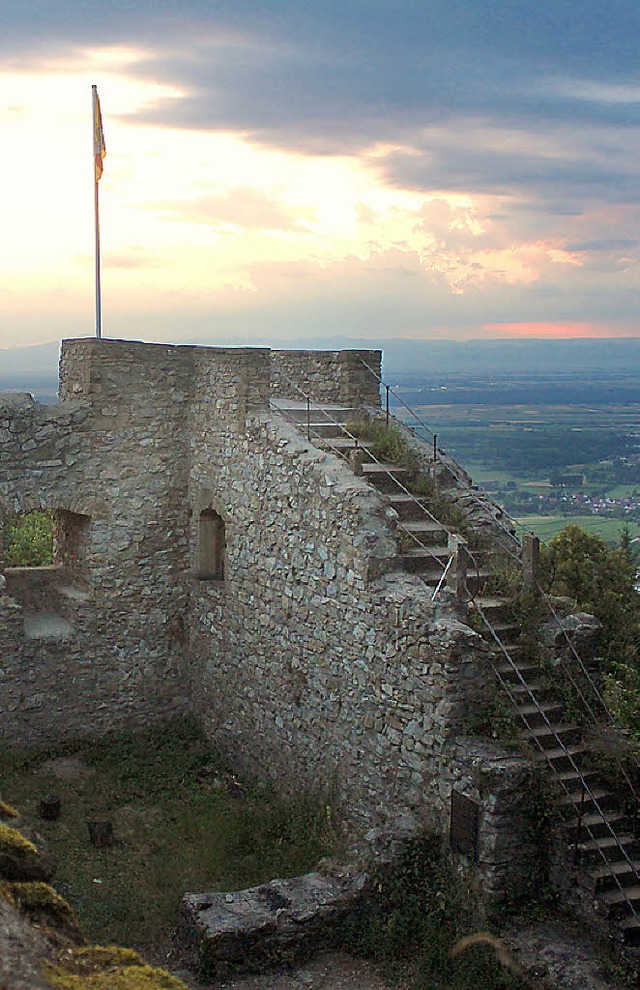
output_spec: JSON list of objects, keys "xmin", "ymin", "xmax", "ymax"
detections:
[{"xmin": 92, "ymin": 85, "xmax": 106, "ymax": 182}]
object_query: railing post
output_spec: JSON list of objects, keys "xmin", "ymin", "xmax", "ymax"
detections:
[
  {"xmin": 385, "ymin": 384, "xmax": 390, "ymax": 426},
  {"xmin": 433, "ymin": 433, "xmax": 438, "ymax": 463},
  {"xmin": 447, "ymin": 534, "xmax": 469, "ymax": 601},
  {"xmin": 522, "ymin": 534, "xmax": 540, "ymax": 590}
]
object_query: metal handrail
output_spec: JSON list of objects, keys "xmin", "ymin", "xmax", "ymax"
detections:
[
  {"xmin": 358, "ymin": 356, "xmax": 525, "ymax": 554},
  {"xmin": 475, "ymin": 601, "xmax": 640, "ymax": 921},
  {"xmin": 270, "ymin": 383, "xmax": 482, "ymax": 596},
  {"xmin": 272, "ymin": 379, "xmax": 640, "ymax": 918},
  {"xmin": 358, "ymin": 355, "xmax": 640, "ymax": 827},
  {"xmin": 537, "ymin": 587, "xmax": 640, "ymax": 808}
]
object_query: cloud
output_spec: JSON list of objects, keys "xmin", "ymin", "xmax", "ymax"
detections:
[{"xmin": 156, "ymin": 187, "xmax": 316, "ymax": 232}]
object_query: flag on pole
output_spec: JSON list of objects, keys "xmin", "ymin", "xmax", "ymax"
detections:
[{"xmin": 93, "ymin": 86, "xmax": 106, "ymax": 182}]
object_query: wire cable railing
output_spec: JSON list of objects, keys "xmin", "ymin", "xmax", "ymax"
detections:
[
  {"xmin": 270, "ymin": 381, "xmax": 482, "ymax": 600},
  {"xmin": 358, "ymin": 356, "xmax": 525, "ymax": 556},
  {"xmin": 271, "ymin": 374, "xmax": 639, "ymax": 927},
  {"xmin": 475, "ymin": 600, "xmax": 640, "ymax": 924},
  {"xmin": 357, "ymin": 358, "xmax": 639, "ymax": 805}
]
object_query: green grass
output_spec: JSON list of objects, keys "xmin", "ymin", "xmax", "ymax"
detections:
[
  {"xmin": 515, "ymin": 514, "xmax": 640, "ymax": 543},
  {"xmin": 0, "ymin": 720, "xmax": 337, "ymax": 963}
]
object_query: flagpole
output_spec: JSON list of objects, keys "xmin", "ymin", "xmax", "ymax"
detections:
[
  {"xmin": 92, "ymin": 85, "xmax": 103, "ymax": 339},
  {"xmin": 94, "ymin": 164, "xmax": 102, "ymax": 339}
]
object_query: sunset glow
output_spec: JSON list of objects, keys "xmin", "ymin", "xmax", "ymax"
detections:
[{"xmin": 1, "ymin": 3, "xmax": 639, "ymax": 348}]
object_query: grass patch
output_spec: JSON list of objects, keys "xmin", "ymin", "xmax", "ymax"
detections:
[
  {"xmin": 0, "ymin": 719, "xmax": 337, "ymax": 963},
  {"xmin": 515, "ymin": 514, "xmax": 640, "ymax": 543}
]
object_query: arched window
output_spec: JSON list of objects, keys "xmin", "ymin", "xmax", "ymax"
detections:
[{"xmin": 198, "ymin": 508, "xmax": 225, "ymax": 580}]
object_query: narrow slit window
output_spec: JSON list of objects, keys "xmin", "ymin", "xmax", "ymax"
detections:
[{"xmin": 198, "ymin": 508, "xmax": 225, "ymax": 580}]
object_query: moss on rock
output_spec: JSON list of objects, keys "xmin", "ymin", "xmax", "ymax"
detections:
[
  {"xmin": 0, "ymin": 881, "xmax": 81, "ymax": 939},
  {"xmin": 0, "ymin": 799, "xmax": 20, "ymax": 820},
  {"xmin": 45, "ymin": 945, "xmax": 189, "ymax": 990},
  {"xmin": 0, "ymin": 822, "xmax": 38, "ymax": 858}
]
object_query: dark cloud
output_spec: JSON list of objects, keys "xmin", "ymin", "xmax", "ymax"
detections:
[{"xmin": 4, "ymin": 1, "xmax": 640, "ymax": 221}]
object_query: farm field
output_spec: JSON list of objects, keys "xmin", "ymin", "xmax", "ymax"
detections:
[
  {"xmin": 393, "ymin": 373, "xmax": 640, "ymax": 549},
  {"xmin": 513, "ymin": 514, "xmax": 640, "ymax": 543}
]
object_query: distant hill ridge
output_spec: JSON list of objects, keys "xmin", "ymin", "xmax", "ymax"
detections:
[{"xmin": 1, "ymin": 337, "xmax": 639, "ymax": 398}]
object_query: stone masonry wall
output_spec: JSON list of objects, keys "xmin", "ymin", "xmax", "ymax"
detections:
[
  {"xmin": 0, "ymin": 341, "xmax": 198, "ymax": 744},
  {"xmin": 270, "ymin": 349, "xmax": 382, "ymax": 407},
  {"xmin": 187, "ymin": 379, "xmax": 490, "ymax": 826},
  {"xmin": 1, "ymin": 339, "xmax": 507, "ymax": 846}
]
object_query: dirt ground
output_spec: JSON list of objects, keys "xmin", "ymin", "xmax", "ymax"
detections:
[{"xmin": 173, "ymin": 952, "xmax": 405, "ymax": 990}]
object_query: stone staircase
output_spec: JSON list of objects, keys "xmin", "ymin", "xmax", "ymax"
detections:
[
  {"xmin": 272, "ymin": 397, "xmax": 640, "ymax": 950},
  {"xmin": 474, "ymin": 596, "xmax": 640, "ymax": 947}
]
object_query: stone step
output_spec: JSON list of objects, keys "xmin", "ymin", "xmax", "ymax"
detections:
[
  {"xmin": 385, "ymin": 493, "xmax": 433, "ymax": 519},
  {"xmin": 361, "ymin": 463, "xmax": 409, "ymax": 493},
  {"xmin": 566, "ymin": 809, "xmax": 628, "ymax": 842},
  {"xmin": 519, "ymin": 721, "xmax": 581, "ymax": 748},
  {"xmin": 534, "ymin": 742, "xmax": 589, "ymax": 772},
  {"xmin": 574, "ymin": 833, "xmax": 639, "ymax": 867},
  {"xmin": 514, "ymin": 701, "xmax": 564, "ymax": 729},
  {"xmin": 587, "ymin": 858, "xmax": 640, "ymax": 894},
  {"xmin": 598, "ymin": 883, "xmax": 640, "ymax": 920},
  {"xmin": 619, "ymin": 915, "xmax": 640, "ymax": 946}
]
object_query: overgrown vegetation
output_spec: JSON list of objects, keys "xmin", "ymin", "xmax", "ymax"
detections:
[
  {"xmin": 547, "ymin": 524, "xmax": 640, "ymax": 736},
  {"xmin": 347, "ymin": 837, "xmax": 530, "ymax": 990},
  {"xmin": 3, "ymin": 508, "xmax": 53, "ymax": 566},
  {"xmin": 0, "ymin": 719, "xmax": 338, "ymax": 962}
]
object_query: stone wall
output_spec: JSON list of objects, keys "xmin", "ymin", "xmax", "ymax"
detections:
[
  {"xmin": 0, "ymin": 338, "xmax": 493, "ymax": 836},
  {"xmin": 0, "ymin": 341, "xmax": 197, "ymax": 744},
  {"xmin": 270, "ymin": 349, "xmax": 382, "ymax": 407}
]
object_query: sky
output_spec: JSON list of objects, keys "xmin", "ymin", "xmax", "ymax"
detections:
[{"xmin": 1, "ymin": 0, "xmax": 640, "ymax": 350}]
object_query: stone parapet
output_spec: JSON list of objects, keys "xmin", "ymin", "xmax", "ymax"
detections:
[{"xmin": 270, "ymin": 349, "xmax": 381, "ymax": 407}]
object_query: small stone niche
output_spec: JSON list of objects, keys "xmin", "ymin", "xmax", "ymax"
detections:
[
  {"xmin": 450, "ymin": 789, "xmax": 480, "ymax": 860},
  {"xmin": 198, "ymin": 508, "xmax": 225, "ymax": 581}
]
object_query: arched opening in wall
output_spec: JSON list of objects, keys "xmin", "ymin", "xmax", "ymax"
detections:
[
  {"xmin": 54, "ymin": 510, "xmax": 91, "ymax": 583},
  {"xmin": 2, "ymin": 510, "xmax": 53, "ymax": 567},
  {"xmin": 198, "ymin": 508, "xmax": 225, "ymax": 580}
]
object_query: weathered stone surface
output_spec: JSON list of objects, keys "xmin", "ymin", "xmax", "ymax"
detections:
[
  {"xmin": 177, "ymin": 871, "xmax": 367, "ymax": 978},
  {"xmin": 539, "ymin": 609, "xmax": 601, "ymax": 657}
]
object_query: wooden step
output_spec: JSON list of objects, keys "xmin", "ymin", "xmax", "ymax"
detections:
[
  {"xmin": 275, "ymin": 404, "xmax": 355, "ymax": 424},
  {"xmin": 556, "ymin": 785, "xmax": 618, "ymax": 814},
  {"xmin": 362, "ymin": 463, "xmax": 409, "ymax": 492},
  {"xmin": 317, "ymin": 436, "xmax": 359, "ymax": 452},
  {"xmin": 385, "ymin": 493, "xmax": 432, "ymax": 518},
  {"xmin": 495, "ymin": 659, "xmax": 542, "ymax": 684},
  {"xmin": 401, "ymin": 520, "xmax": 448, "ymax": 537},
  {"xmin": 520, "ymin": 722, "xmax": 581, "ymax": 748}
]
